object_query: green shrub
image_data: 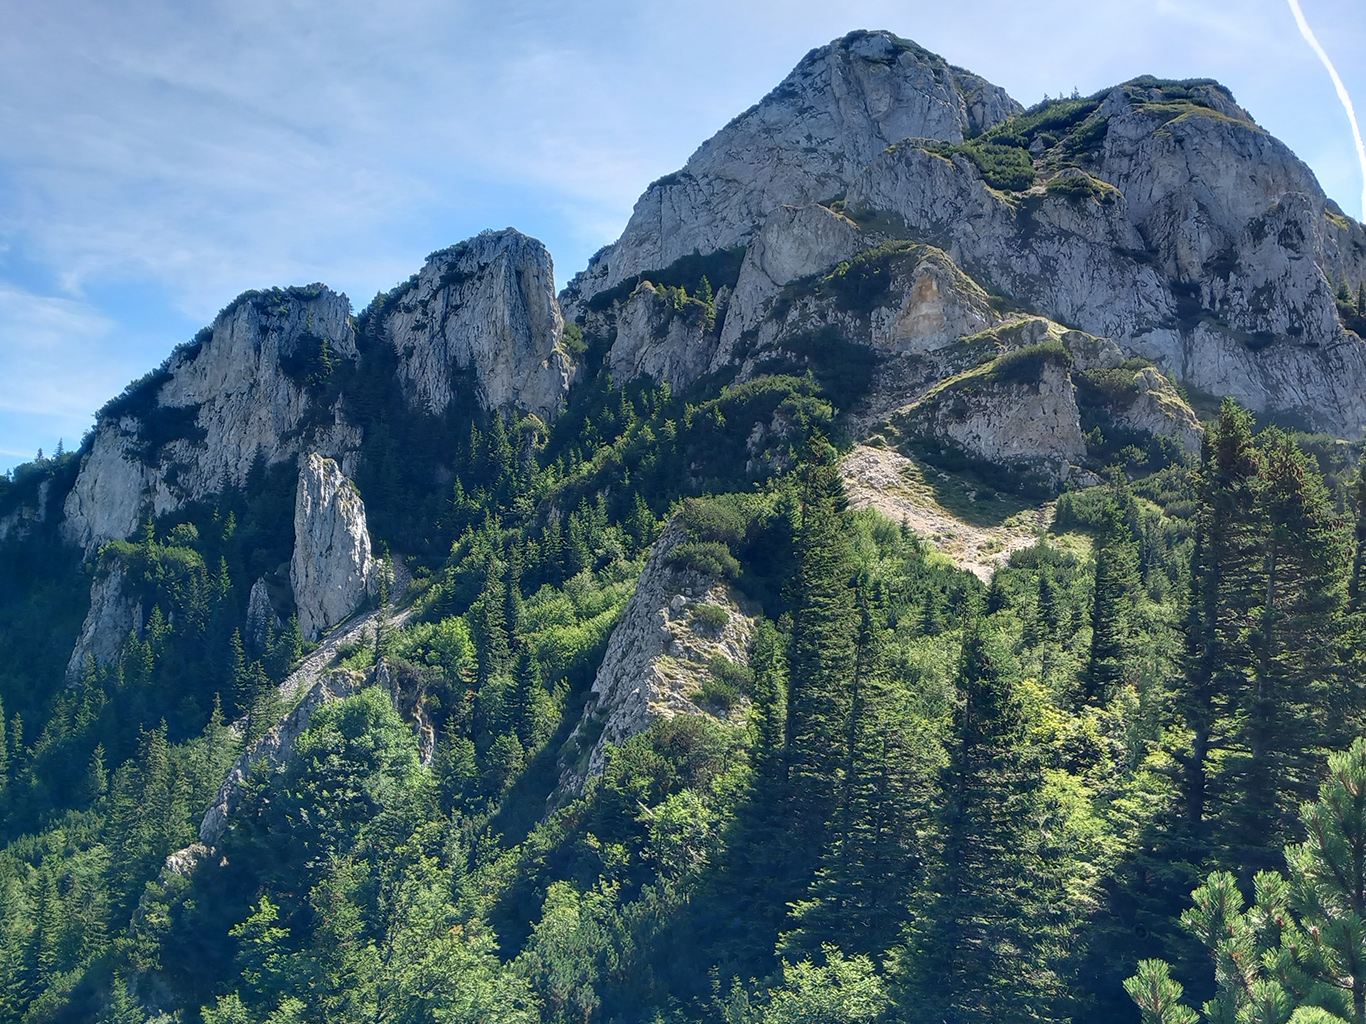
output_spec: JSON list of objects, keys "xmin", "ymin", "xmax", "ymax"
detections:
[
  {"xmin": 985, "ymin": 341, "xmax": 1073, "ymax": 385},
  {"xmin": 1045, "ymin": 172, "xmax": 1113, "ymax": 204},
  {"xmin": 668, "ymin": 541, "xmax": 741, "ymax": 580},
  {"xmin": 689, "ymin": 602, "xmax": 731, "ymax": 632},
  {"xmin": 680, "ymin": 497, "xmax": 749, "ymax": 546},
  {"xmin": 694, "ymin": 676, "xmax": 740, "ymax": 715},
  {"xmin": 708, "ymin": 655, "xmax": 753, "ymax": 693}
]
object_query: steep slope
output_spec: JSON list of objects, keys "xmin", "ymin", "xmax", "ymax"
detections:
[
  {"xmin": 844, "ymin": 79, "xmax": 1366, "ymax": 433},
  {"xmin": 378, "ymin": 228, "xmax": 571, "ymax": 422},
  {"xmin": 559, "ymin": 29, "xmax": 1020, "ymax": 318},
  {"xmin": 63, "ymin": 285, "xmax": 361, "ymax": 553}
]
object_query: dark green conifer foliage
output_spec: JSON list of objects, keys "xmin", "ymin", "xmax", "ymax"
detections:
[
  {"xmin": 897, "ymin": 624, "xmax": 1061, "ymax": 1024},
  {"xmin": 1223, "ymin": 431, "xmax": 1350, "ymax": 873},
  {"xmin": 788, "ymin": 574, "xmax": 930, "ymax": 958},
  {"xmin": 1179, "ymin": 399, "xmax": 1263, "ymax": 832},
  {"xmin": 1350, "ymin": 458, "xmax": 1366, "ymax": 612},
  {"xmin": 1086, "ymin": 496, "xmax": 1139, "ymax": 703},
  {"xmin": 784, "ymin": 436, "xmax": 858, "ymax": 835},
  {"xmin": 475, "ymin": 550, "xmax": 510, "ymax": 684}
]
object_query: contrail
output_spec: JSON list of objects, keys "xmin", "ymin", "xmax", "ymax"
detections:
[{"xmin": 1285, "ymin": 0, "xmax": 1366, "ymax": 219}]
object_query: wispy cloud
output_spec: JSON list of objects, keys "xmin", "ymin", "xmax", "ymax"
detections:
[{"xmin": 0, "ymin": 0, "xmax": 1360, "ymax": 473}]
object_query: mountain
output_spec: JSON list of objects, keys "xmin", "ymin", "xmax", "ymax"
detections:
[{"xmin": 1, "ymin": 28, "xmax": 1366, "ymax": 1024}]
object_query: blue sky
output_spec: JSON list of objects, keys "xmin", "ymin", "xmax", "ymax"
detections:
[{"xmin": 2, "ymin": 0, "xmax": 1363, "ymax": 474}]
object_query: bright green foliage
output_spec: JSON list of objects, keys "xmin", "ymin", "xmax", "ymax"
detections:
[
  {"xmin": 1127, "ymin": 738, "xmax": 1366, "ymax": 1024},
  {"xmin": 755, "ymin": 946, "xmax": 889, "ymax": 1024}
]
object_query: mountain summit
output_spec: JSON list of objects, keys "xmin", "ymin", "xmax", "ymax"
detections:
[{"xmin": 1, "ymin": 30, "xmax": 1366, "ymax": 1024}]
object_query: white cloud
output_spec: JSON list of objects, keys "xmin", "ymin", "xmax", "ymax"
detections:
[{"xmin": 0, "ymin": 285, "xmax": 121, "ymax": 419}]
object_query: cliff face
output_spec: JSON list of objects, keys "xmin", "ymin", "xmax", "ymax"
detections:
[
  {"xmin": 380, "ymin": 229, "xmax": 571, "ymax": 422},
  {"xmin": 560, "ymin": 30, "xmax": 1020, "ymax": 318},
  {"xmin": 558, "ymin": 521, "xmax": 756, "ymax": 795},
  {"xmin": 559, "ymin": 55, "xmax": 1365, "ymax": 441},
  {"xmin": 64, "ymin": 562, "xmax": 142, "ymax": 683},
  {"xmin": 62, "ymin": 286, "xmax": 362, "ymax": 553},
  {"xmin": 844, "ymin": 80, "xmax": 1366, "ymax": 434},
  {"xmin": 290, "ymin": 453, "xmax": 374, "ymax": 641}
]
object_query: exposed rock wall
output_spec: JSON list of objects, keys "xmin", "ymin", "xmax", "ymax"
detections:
[
  {"xmin": 245, "ymin": 578, "xmax": 281, "ymax": 657},
  {"xmin": 560, "ymin": 30, "xmax": 1019, "ymax": 316},
  {"xmin": 64, "ymin": 563, "xmax": 142, "ymax": 683},
  {"xmin": 897, "ymin": 355, "xmax": 1088, "ymax": 481},
  {"xmin": 63, "ymin": 287, "xmax": 362, "ymax": 552},
  {"xmin": 290, "ymin": 453, "xmax": 373, "ymax": 641},
  {"xmin": 843, "ymin": 83, "xmax": 1366, "ymax": 434},
  {"xmin": 558, "ymin": 522, "xmax": 755, "ymax": 795},
  {"xmin": 381, "ymin": 228, "xmax": 571, "ymax": 422}
]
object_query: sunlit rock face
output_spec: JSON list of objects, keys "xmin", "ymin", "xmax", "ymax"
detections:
[
  {"xmin": 290, "ymin": 453, "xmax": 373, "ymax": 641},
  {"xmin": 63, "ymin": 286, "xmax": 362, "ymax": 553},
  {"xmin": 380, "ymin": 228, "xmax": 572, "ymax": 423},
  {"xmin": 559, "ymin": 29, "xmax": 1020, "ymax": 319}
]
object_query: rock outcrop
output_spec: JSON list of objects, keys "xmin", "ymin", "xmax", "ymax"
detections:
[
  {"xmin": 843, "ymin": 79, "xmax": 1366, "ymax": 434},
  {"xmin": 290, "ymin": 453, "xmax": 373, "ymax": 641},
  {"xmin": 895, "ymin": 348, "xmax": 1088, "ymax": 482},
  {"xmin": 379, "ymin": 229, "xmax": 571, "ymax": 422},
  {"xmin": 560, "ymin": 30, "xmax": 1020, "ymax": 317},
  {"xmin": 64, "ymin": 562, "xmax": 142, "ymax": 683},
  {"xmin": 63, "ymin": 286, "xmax": 362, "ymax": 552},
  {"xmin": 557, "ymin": 521, "xmax": 755, "ymax": 795},
  {"xmin": 245, "ymin": 577, "xmax": 281, "ymax": 657}
]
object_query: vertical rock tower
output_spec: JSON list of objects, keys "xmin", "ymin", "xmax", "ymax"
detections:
[{"xmin": 290, "ymin": 452, "xmax": 373, "ymax": 640}]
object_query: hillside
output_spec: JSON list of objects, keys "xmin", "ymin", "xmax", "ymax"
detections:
[{"xmin": 1, "ymin": 28, "xmax": 1366, "ymax": 1024}]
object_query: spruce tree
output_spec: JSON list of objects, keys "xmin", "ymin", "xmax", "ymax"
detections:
[
  {"xmin": 1224, "ymin": 431, "xmax": 1349, "ymax": 872},
  {"xmin": 1178, "ymin": 399, "xmax": 1263, "ymax": 832},
  {"xmin": 896, "ymin": 624, "xmax": 1063, "ymax": 1024},
  {"xmin": 784, "ymin": 436, "xmax": 858, "ymax": 835},
  {"xmin": 788, "ymin": 574, "xmax": 930, "ymax": 958},
  {"xmin": 1085, "ymin": 496, "xmax": 1139, "ymax": 703}
]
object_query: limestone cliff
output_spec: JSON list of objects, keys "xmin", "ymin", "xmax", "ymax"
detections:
[
  {"xmin": 844, "ymin": 79, "xmax": 1366, "ymax": 434},
  {"xmin": 64, "ymin": 561, "xmax": 142, "ymax": 683},
  {"xmin": 558, "ymin": 521, "xmax": 755, "ymax": 795},
  {"xmin": 63, "ymin": 286, "xmax": 362, "ymax": 552},
  {"xmin": 378, "ymin": 228, "xmax": 571, "ymax": 422},
  {"xmin": 560, "ymin": 29, "xmax": 1020, "ymax": 317},
  {"xmin": 290, "ymin": 453, "xmax": 373, "ymax": 641}
]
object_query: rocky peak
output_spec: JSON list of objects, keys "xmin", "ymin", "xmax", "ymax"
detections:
[
  {"xmin": 62, "ymin": 285, "xmax": 362, "ymax": 552},
  {"xmin": 560, "ymin": 30, "xmax": 1020, "ymax": 316},
  {"xmin": 290, "ymin": 452, "xmax": 373, "ymax": 641},
  {"xmin": 378, "ymin": 228, "xmax": 571, "ymax": 423}
]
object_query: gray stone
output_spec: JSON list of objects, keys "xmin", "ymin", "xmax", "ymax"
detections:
[{"xmin": 290, "ymin": 453, "xmax": 373, "ymax": 641}]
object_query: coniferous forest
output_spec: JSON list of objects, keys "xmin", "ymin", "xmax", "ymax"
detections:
[
  {"xmin": 5, "ymin": 316, "xmax": 1366, "ymax": 1024},
  {"xmin": 4, "ymin": 26, "xmax": 1366, "ymax": 1024}
]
